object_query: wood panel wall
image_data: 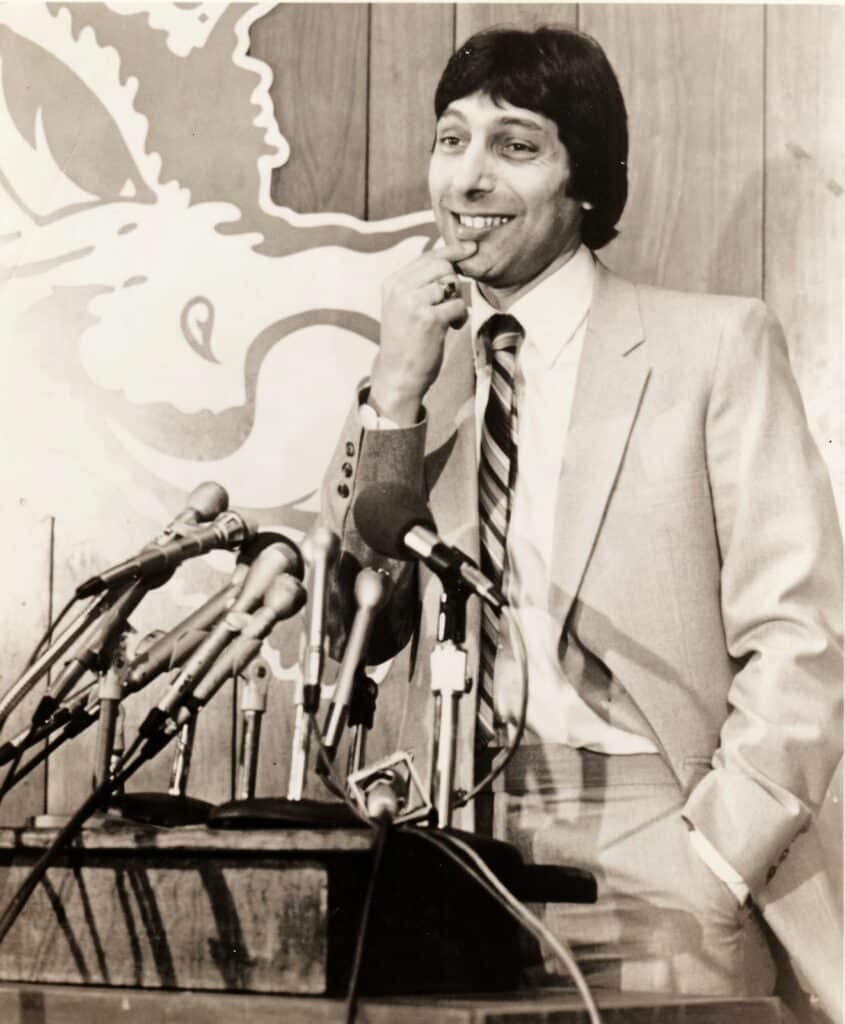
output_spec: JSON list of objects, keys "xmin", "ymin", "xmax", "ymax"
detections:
[{"xmin": 3, "ymin": 7, "xmax": 840, "ymax": 876}]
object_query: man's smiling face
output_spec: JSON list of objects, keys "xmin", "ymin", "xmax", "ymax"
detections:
[{"xmin": 428, "ymin": 91, "xmax": 582, "ymax": 297}]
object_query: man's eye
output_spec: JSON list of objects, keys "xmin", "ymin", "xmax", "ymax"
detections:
[
  {"xmin": 503, "ymin": 141, "xmax": 536, "ymax": 157},
  {"xmin": 438, "ymin": 134, "xmax": 463, "ymax": 148}
]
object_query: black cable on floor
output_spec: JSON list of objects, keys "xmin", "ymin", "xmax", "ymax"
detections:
[
  {"xmin": 344, "ymin": 817, "xmax": 389, "ymax": 1024},
  {"xmin": 23, "ymin": 592, "xmax": 78, "ymax": 670}
]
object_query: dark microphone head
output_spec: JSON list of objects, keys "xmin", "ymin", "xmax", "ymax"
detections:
[
  {"xmin": 187, "ymin": 482, "xmax": 229, "ymax": 521},
  {"xmin": 237, "ymin": 531, "xmax": 304, "ymax": 580},
  {"xmin": 353, "ymin": 483, "xmax": 434, "ymax": 559}
]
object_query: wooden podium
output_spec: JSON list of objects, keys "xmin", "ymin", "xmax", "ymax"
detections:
[
  {"xmin": 0, "ymin": 821, "xmax": 594, "ymax": 996},
  {"xmin": 0, "ymin": 823, "xmax": 794, "ymax": 1022}
]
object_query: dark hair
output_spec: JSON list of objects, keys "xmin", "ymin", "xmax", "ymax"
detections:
[{"xmin": 434, "ymin": 26, "xmax": 628, "ymax": 250}]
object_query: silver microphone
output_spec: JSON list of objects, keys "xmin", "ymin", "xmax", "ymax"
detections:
[{"xmin": 322, "ymin": 568, "xmax": 393, "ymax": 757}]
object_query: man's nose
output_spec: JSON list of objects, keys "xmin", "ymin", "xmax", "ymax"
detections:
[{"xmin": 452, "ymin": 143, "xmax": 495, "ymax": 194}]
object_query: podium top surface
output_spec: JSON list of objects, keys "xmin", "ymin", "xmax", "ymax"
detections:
[
  {"xmin": 0, "ymin": 823, "xmax": 374, "ymax": 853},
  {"xmin": 0, "ymin": 982, "xmax": 793, "ymax": 1023}
]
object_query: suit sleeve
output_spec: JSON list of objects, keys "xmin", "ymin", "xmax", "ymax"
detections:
[
  {"xmin": 682, "ymin": 299, "xmax": 844, "ymax": 895},
  {"xmin": 318, "ymin": 382, "xmax": 428, "ymax": 665}
]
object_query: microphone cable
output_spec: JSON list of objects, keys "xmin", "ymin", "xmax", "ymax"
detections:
[
  {"xmin": 409, "ymin": 827, "xmax": 603, "ymax": 1024},
  {"xmin": 305, "ymin": 710, "xmax": 383, "ymax": 1024},
  {"xmin": 22, "ymin": 592, "xmax": 80, "ymax": 671},
  {"xmin": 0, "ymin": 701, "xmax": 99, "ymax": 804},
  {"xmin": 0, "ymin": 620, "xmax": 219, "ymax": 807},
  {"xmin": 453, "ymin": 603, "xmax": 529, "ymax": 810},
  {"xmin": 307, "ymin": 705, "xmax": 599, "ymax": 1024},
  {"xmin": 0, "ymin": 750, "xmax": 23, "ymax": 804},
  {"xmin": 0, "ymin": 555, "xmax": 298, "ymax": 943},
  {"xmin": 0, "ymin": 725, "xmax": 171, "ymax": 949},
  {"xmin": 344, "ymin": 818, "xmax": 389, "ymax": 1024}
]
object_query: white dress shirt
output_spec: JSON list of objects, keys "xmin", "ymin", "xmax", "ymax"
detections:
[{"xmin": 469, "ymin": 245, "xmax": 657, "ymax": 752}]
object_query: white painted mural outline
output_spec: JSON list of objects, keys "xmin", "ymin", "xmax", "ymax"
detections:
[{"xmin": 0, "ymin": 1, "xmax": 435, "ymax": 550}]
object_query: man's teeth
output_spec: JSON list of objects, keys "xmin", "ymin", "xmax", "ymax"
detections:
[{"xmin": 458, "ymin": 214, "xmax": 512, "ymax": 228}]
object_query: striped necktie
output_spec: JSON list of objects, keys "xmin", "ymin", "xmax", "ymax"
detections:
[{"xmin": 477, "ymin": 313, "xmax": 523, "ymax": 744}]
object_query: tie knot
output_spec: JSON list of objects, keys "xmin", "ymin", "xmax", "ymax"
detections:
[{"xmin": 480, "ymin": 313, "xmax": 523, "ymax": 355}]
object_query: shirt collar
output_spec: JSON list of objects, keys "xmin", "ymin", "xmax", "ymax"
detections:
[{"xmin": 469, "ymin": 244, "xmax": 595, "ymax": 370}]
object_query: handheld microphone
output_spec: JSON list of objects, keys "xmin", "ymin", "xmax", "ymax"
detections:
[
  {"xmin": 33, "ymin": 580, "xmax": 150, "ymax": 725},
  {"xmin": 122, "ymin": 531, "xmax": 302, "ymax": 696},
  {"xmin": 156, "ymin": 482, "xmax": 228, "ymax": 540},
  {"xmin": 301, "ymin": 526, "xmax": 340, "ymax": 713},
  {"xmin": 123, "ymin": 584, "xmax": 239, "ymax": 696},
  {"xmin": 174, "ymin": 575, "xmax": 306, "ymax": 724},
  {"xmin": 353, "ymin": 482, "xmax": 504, "ymax": 610},
  {"xmin": 321, "ymin": 568, "xmax": 393, "ymax": 756},
  {"xmin": 76, "ymin": 509, "xmax": 255, "ymax": 597},
  {"xmin": 140, "ymin": 541, "xmax": 302, "ymax": 733},
  {"xmin": 4, "ymin": 543, "xmax": 272, "ymax": 764},
  {"xmin": 362, "ymin": 769, "xmax": 408, "ymax": 823}
]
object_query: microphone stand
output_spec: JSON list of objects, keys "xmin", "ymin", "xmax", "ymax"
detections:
[
  {"xmin": 113, "ymin": 719, "xmax": 214, "ymax": 829},
  {"xmin": 235, "ymin": 658, "xmax": 270, "ymax": 801},
  {"xmin": 346, "ymin": 666, "xmax": 378, "ymax": 777},
  {"xmin": 429, "ymin": 576, "xmax": 472, "ymax": 830},
  {"xmin": 92, "ymin": 647, "xmax": 129, "ymax": 789},
  {"xmin": 0, "ymin": 590, "xmax": 236, "ymax": 808},
  {"xmin": 21, "ymin": 586, "xmax": 148, "ymax": 828},
  {"xmin": 113, "ymin": 689, "xmax": 212, "ymax": 829},
  {"xmin": 209, "ymin": 567, "xmax": 395, "ymax": 831},
  {"xmin": 287, "ymin": 527, "xmax": 339, "ymax": 802},
  {"xmin": 0, "ymin": 589, "xmax": 119, "ymax": 731}
]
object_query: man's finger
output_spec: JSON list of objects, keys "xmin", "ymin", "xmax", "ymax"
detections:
[
  {"xmin": 420, "ymin": 276, "xmax": 459, "ymax": 306},
  {"xmin": 431, "ymin": 297, "xmax": 468, "ymax": 326},
  {"xmin": 404, "ymin": 255, "xmax": 467, "ymax": 287},
  {"xmin": 432, "ymin": 240, "xmax": 478, "ymax": 264}
]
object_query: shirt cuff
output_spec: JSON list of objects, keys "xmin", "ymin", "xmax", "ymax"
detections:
[
  {"xmin": 359, "ymin": 401, "xmax": 401, "ymax": 431},
  {"xmin": 689, "ymin": 828, "xmax": 750, "ymax": 906}
]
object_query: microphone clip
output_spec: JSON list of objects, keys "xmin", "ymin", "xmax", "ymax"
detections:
[{"xmin": 347, "ymin": 750, "xmax": 433, "ymax": 826}]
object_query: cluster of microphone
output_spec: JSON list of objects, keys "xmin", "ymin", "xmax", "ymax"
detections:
[{"xmin": 0, "ymin": 476, "xmax": 505, "ymax": 824}]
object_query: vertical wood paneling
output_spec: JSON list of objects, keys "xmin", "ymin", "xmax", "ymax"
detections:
[
  {"xmin": 764, "ymin": 6, "xmax": 844, "ymax": 508},
  {"xmin": 250, "ymin": 4, "xmax": 369, "ymax": 216},
  {"xmin": 582, "ymin": 4, "xmax": 764, "ymax": 297},
  {"xmin": 368, "ymin": 5, "xmax": 454, "ymax": 219},
  {"xmin": 455, "ymin": 4, "xmax": 576, "ymax": 42},
  {"xmin": 0, "ymin": 512, "xmax": 51, "ymax": 825}
]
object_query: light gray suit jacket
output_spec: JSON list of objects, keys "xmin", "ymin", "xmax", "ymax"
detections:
[{"xmin": 320, "ymin": 262, "xmax": 843, "ymax": 1013}]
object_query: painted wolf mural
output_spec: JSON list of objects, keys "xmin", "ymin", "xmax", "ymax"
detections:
[
  {"xmin": 0, "ymin": 0, "xmax": 454, "ymax": 811},
  {"xmin": 0, "ymin": 0, "xmax": 440, "ymax": 792}
]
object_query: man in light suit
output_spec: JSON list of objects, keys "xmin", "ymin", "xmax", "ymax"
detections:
[{"xmin": 320, "ymin": 26, "xmax": 842, "ymax": 1014}]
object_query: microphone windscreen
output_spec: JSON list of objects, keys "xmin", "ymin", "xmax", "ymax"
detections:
[
  {"xmin": 188, "ymin": 481, "xmax": 229, "ymax": 520},
  {"xmin": 353, "ymin": 482, "xmax": 434, "ymax": 559},
  {"xmin": 237, "ymin": 531, "xmax": 304, "ymax": 579}
]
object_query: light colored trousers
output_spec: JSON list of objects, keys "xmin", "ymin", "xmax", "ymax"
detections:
[{"xmin": 495, "ymin": 745, "xmax": 776, "ymax": 997}]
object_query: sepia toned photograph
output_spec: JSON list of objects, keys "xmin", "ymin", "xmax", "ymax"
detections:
[{"xmin": 0, "ymin": 3, "xmax": 841, "ymax": 1022}]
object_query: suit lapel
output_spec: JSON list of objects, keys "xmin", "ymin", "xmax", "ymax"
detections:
[
  {"xmin": 549, "ymin": 264, "xmax": 651, "ymax": 626},
  {"xmin": 423, "ymin": 324, "xmax": 479, "ymax": 561},
  {"xmin": 416, "ymin": 325, "xmax": 480, "ymax": 824}
]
